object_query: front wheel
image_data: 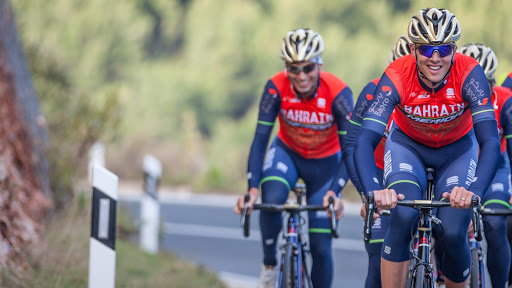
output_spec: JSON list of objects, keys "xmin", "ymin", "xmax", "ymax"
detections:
[
  {"xmin": 413, "ymin": 265, "xmax": 426, "ymax": 288},
  {"xmin": 469, "ymin": 247, "xmax": 480, "ymax": 288},
  {"xmin": 280, "ymin": 243, "xmax": 296, "ymax": 288}
]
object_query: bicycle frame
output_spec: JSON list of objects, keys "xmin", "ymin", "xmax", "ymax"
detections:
[
  {"xmin": 468, "ymin": 207, "xmax": 512, "ymax": 288},
  {"xmin": 241, "ymin": 183, "xmax": 337, "ymax": 288},
  {"xmin": 279, "ymin": 202, "xmax": 309, "ymax": 288},
  {"xmin": 407, "ymin": 169, "xmax": 437, "ymax": 288},
  {"xmin": 364, "ymin": 168, "xmax": 482, "ymax": 288}
]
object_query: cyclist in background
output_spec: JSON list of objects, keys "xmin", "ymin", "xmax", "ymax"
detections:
[
  {"xmin": 458, "ymin": 42, "xmax": 512, "ymax": 288},
  {"xmin": 343, "ymin": 35, "xmax": 412, "ymax": 288},
  {"xmin": 353, "ymin": 8, "xmax": 500, "ymax": 288},
  {"xmin": 234, "ymin": 28, "xmax": 353, "ymax": 288},
  {"xmin": 502, "ymin": 72, "xmax": 512, "ymax": 90}
]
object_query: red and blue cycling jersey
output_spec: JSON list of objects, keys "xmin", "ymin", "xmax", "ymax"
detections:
[
  {"xmin": 275, "ymin": 71, "xmax": 348, "ymax": 158},
  {"xmin": 355, "ymin": 53, "xmax": 499, "ymax": 196},
  {"xmin": 385, "ymin": 54, "xmax": 489, "ymax": 147},
  {"xmin": 247, "ymin": 70, "xmax": 353, "ymax": 190},
  {"xmin": 492, "ymin": 86, "xmax": 512, "ymax": 165},
  {"xmin": 344, "ymin": 78, "xmax": 390, "ymax": 194},
  {"xmin": 501, "ymin": 72, "xmax": 512, "ymax": 90}
]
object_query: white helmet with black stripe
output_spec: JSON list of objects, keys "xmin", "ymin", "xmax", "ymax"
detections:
[
  {"xmin": 458, "ymin": 43, "xmax": 498, "ymax": 82},
  {"xmin": 408, "ymin": 8, "xmax": 461, "ymax": 45},
  {"xmin": 389, "ymin": 36, "xmax": 413, "ymax": 63},
  {"xmin": 281, "ymin": 28, "xmax": 324, "ymax": 63}
]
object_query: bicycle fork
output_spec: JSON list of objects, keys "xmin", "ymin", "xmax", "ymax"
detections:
[
  {"xmin": 279, "ymin": 214, "xmax": 305, "ymax": 288},
  {"xmin": 413, "ymin": 209, "xmax": 436, "ymax": 286}
]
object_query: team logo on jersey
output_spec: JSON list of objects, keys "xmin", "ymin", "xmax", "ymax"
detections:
[
  {"xmin": 446, "ymin": 88, "xmax": 455, "ymax": 98},
  {"xmin": 402, "ymin": 103, "xmax": 465, "ymax": 123},
  {"xmin": 409, "ymin": 92, "xmax": 417, "ymax": 98},
  {"xmin": 317, "ymin": 98, "xmax": 326, "ymax": 108},
  {"xmin": 417, "ymin": 91, "xmax": 430, "ymax": 99},
  {"xmin": 268, "ymin": 88, "xmax": 277, "ymax": 95},
  {"xmin": 382, "ymin": 86, "xmax": 392, "ymax": 96},
  {"xmin": 280, "ymin": 108, "xmax": 333, "ymax": 130},
  {"xmin": 366, "ymin": 94, "xmax": 374, "ymax": 100},
  {"xmin": 478, "ymin": 98, "xmax": 489, "ymax": 106}
]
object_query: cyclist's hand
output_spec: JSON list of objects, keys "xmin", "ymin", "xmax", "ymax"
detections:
[
  {"xmin": 509, "ymin": 196, "xmax": 512, "ymax": 205},
  {"xmin": 373, "ymin": 189, "xmax": 403, "ymax": 210},
  {"xmin": 234, "ymin": 188, "xmax": 258, "ymax": 214},
  {"xmin": 359, "ymin": 203, "xmax": 380, "ymax": 220},
  {"xmin": 442, "ymin": 186, "xmax": 475, "ymax": 209},
  {"xmin": 323, "ymin": 190, "xmax": 344, "ymax": 219}
]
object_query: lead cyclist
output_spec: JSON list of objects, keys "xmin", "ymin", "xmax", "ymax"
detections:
[{"xmin": 353, "ymin": 8, "xmax": 500, "ymax": 288}]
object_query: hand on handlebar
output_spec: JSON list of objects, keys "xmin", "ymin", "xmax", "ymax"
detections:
[
  {"xmin": 442, "ymin": 186, "xmax": 476, "ymax": 209},
  {"xmin": 234, "ymin": 187, "xmax": 258, "ymax": 214},
  {"xmin": 373, "ymin": 189, "xmax": 404, "ymax": 210},
  {"xmin": 323, "ymin": 190, "xmax": 344, "ymax": 219}
]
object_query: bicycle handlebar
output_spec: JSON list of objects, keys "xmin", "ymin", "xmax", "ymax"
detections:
[
  {"xmin": 241, "ymin": 194, "xmax": 251, "ymax": 238},
  {"xmin": 363, "ymin": 192, "xmax": 375, "ymax": 242},
  {"xmin": 480, "ymin": 207, "xmax": 512, "ymax": 215},
  {"xmin": 240, "ymin": 194, "xmax": 338, "ymax": 238},
  {"xmin": 471, "ymin": 195, "xmax": 482, "ymax": 241},
  {"xmin": 328, "ymin": 197, "xmax": 339, "ymax": 238},
  {"xmin": 363, "ymin": 192, "xmax": 483, "ymax": 242}
]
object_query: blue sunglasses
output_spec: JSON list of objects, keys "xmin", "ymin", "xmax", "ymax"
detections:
[{"xmin": 417, "ymin": 44, "xmax": 454, "ymax": 58}]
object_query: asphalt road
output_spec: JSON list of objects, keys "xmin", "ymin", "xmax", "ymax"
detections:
[{"xmin": 119, "ymin": 192, "xmax": 368, "ymax": 287}]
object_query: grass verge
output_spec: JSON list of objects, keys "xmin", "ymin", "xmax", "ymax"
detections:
[{"xmin": 1, "ymin": 193, "xmax": 226, "ymax": 288}]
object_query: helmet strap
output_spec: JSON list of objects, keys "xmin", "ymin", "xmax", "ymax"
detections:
[{"xmin": 414, "ymin": 51, "xmax": 455, "ymax": 88}]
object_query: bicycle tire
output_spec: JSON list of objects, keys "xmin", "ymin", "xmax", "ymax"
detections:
[
  {"xmin": 405, "ymin": 257, "xmax": 415, "ymax": 288},
  {"xmin": 469, "ymin": 247, "xmax": 480, "ymax": 288},
  {"xmin": 414, "ymin": 265, "xmax": 426, "ymax": 288},
  {"xmin": 281, "ymin": 242, "xmax": 295, "ymax": 288}
]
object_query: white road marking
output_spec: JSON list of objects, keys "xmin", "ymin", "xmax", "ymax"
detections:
[{"xmin": 163, "ymin": 222, "xmax": 365, "ymax": 252}]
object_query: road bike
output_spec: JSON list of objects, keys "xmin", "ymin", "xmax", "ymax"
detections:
[
  {"xmin": 241, "ymin": 183, "xmax": 338, "ymax": 288},
  {"xmin": 468, "ymin": 206, "xmax": 512, "ymax": 288},
  {"xmin": 364, "ymin": 168, "xmax": 482, "ymax": 288}
]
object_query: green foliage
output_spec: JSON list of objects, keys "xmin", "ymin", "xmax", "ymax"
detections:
[
  {"xmin": 6, "ymin": 196, "xmax": 225, "ymax": 288},
  {"xmin": 13, "ymin": 0, "xmax": 512, "ymax": 194}
]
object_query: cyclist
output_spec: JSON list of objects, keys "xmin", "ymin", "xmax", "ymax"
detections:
[
  {"xmin": 353, "ymin": 8, "xmax": 500, "ymax": 288},
  {"xmin": 234, "ymin": 28, "xmax": 353, "ymax": 288},
  {"xmin": 344, "ymin": 35, "xmax": 412, "ymax": 288},
  {"xmin": 459, "ymin": 42, "xmax": 512, "ymax": 287},
  {"xmin": 502, "ymin": 72, "xmax": 512, "ymax": 90}
]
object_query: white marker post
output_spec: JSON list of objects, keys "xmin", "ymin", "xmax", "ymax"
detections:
[
  {"xmin": 89, "ymin": 165, "xmax": 118, "ymax": 288},
  {"xmin": 88, "ymin": 141, "xmax": 105, "ymax": 182},
  {"xmin": 140, "ymin": 155, "xmax": 162, "ymax": 254}
]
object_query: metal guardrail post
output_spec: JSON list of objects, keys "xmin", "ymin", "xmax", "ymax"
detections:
[{"xmin": 140, "ymin": 155, "xmax": 162, "ymax": 254}]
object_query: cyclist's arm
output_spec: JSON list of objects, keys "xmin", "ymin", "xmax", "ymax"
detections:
[
  {"xmin": 247, "ymin": 80, "xmax": 281, "ymax": 190},
  {"xmin": 502, "ymin": 73, "xmax": 512, "ymax": 90},
  {"xmin": 342, "ymin": 81, "xmax": 378, "ymax": 194},
  {"xmin": 463, "ymin": 65, "xmax": 501, "ymax": 197},
  {"xmin": 329, "ymin": 86, "xmax": 354, "ymax": 196},
  {"xmin": 500, "ymin": 97, "xmax": 512, "ymax": 169},
  {"xmin": 354, "ymin": 73, "xmax": 400, "ymax": 194}
]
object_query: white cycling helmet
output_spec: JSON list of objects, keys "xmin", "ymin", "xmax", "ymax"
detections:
[
  {"xmin": 408, "ymin": 8, "xmax": 461, "ymax": 45},
  {"xmin": 389, "ymin": 36, "xmax": 413, "ymax": 62},
  {"xmin": 458, "ymin": 43, "xmax": 498, "ymax": 81},
  {"xmin": 281, "ymin": 28, "xmax": 324, "ymax": 63}
]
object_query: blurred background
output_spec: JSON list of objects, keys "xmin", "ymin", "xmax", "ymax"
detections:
[
  {"xmin": 4, "ymin": 0, "xmax": 511, "ymax": 286},
  {"xmin": 13, "ymin": 0, "xmax": 512, "ymax": 201}
]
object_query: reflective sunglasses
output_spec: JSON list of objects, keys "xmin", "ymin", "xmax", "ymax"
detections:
[
  {"xmin": 416, "ymin": 44, "xmax": 454, "ymax": 58},
  {"xmin": 286, "ymin": 63, "xmax": 317, "ymax": 75}
]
